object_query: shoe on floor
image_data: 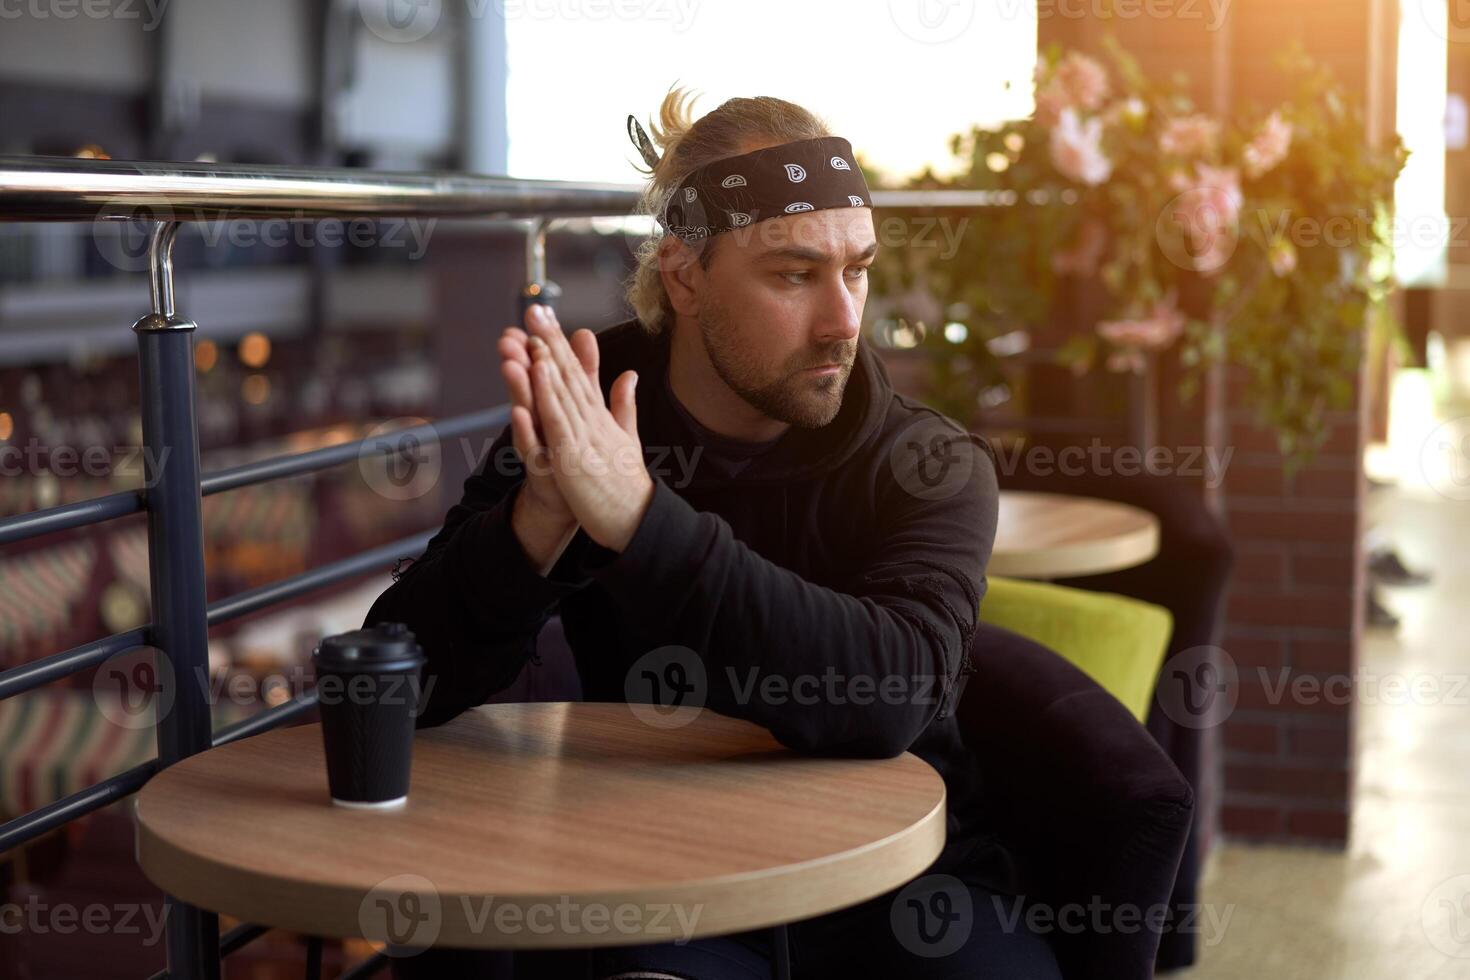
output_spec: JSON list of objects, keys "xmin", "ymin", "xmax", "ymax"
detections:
[
  {"xmin": 1367, "ymin": 587, "xmax": 1401, "ymax": 629},
  {"xmin": 1368, "ymin": 548, "xmax": 1432, "ymax": 587}
]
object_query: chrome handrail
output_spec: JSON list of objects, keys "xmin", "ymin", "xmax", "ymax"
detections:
[
  {"xmin": 0, "ymin": 155, "xmax": 643, "ymax": 221},
  {"xmin": 0, "ymin": 154, "xmax": 1005, "ymax": 222}
]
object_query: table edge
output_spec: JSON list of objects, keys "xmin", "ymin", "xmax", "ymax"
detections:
[{"xmin": 135, "ymin": 790, "xmax": 947, "ymax": 948}]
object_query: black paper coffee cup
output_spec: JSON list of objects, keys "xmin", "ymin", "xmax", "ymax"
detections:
[{"xmin": 312, "ymin": 622, "xmax": 426, "ymax": 809}]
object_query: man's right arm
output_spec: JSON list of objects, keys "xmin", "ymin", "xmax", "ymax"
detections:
[
  {"xmin": 510, "ymin": 476, "xmax": 580, "ymax": 576},
  {"xmin": 362, "ymin": 424, "xmax": 591, "ymax": 727}
]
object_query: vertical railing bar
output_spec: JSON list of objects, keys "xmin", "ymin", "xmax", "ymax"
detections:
[
  {"xmin": 148, "ymin": 221, "xmax": 178, "ymax": 319},
  {"xmin": 520, "ymin": 218, "xmax": 560, "ymax": 315},
  {"xmin": 525, "ymin": 217, "xmax": 547, "ymax": 284},
  {"xmin": 134, "ymin": 219, "xmax": 220, "ymax": 980}
]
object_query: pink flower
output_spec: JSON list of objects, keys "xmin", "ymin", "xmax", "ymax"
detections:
[
  {"xmin": 1052, "ymin": 218, "xmax": 1108, "ymax": 276},
  {"xmin": 1050, "ymin": 108, "xmax": 1113, "ymax": 186},
  {"xmin": 1035, "ymin": 52, "xmax": 1110, "ymax": 125},
  {"xmin": 1096, "ymin": 295, "xmax": 1187, "ymax": 371},
  {"xmin": 1243, "ymin": 110, "xmax": 1293, "ymax": 179},
  {"xmin": 1180, "ymin": 163, "xmax": 1242, "ymax": 222},
  {"xmin": 1165, "ymin": 164, "xmax": 1243, "ymax": 273},
  {"xmin": 1159, "ymin": 114, "xmax": 1220, "ymax": 158}
]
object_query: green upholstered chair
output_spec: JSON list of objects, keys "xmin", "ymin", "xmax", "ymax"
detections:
[{"xmin": 979, "ymin": 576, "xmax": 1173, "ymax": 722}]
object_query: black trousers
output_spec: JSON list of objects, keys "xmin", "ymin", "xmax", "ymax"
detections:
[{"xmin": 390, "ymin": 871, "xmax": 1063, "ymax": 980}]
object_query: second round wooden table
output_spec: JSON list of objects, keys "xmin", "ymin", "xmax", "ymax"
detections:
[{"xmin": 990, "ymin": 490, "xmax": 1161, "ymax": 579}]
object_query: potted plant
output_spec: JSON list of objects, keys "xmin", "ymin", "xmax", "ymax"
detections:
[{"xmin": 868, "ymin": 38, "xmax": 1408, "ymax": 470}]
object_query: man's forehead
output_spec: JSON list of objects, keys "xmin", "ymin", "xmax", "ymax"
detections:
[{"xmin": 739, "ymin": 209, "xmax": 878, "ymax": 262}]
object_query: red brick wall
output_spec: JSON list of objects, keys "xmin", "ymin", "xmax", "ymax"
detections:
[
  {"xmin": 1217, "ymin": 364, "xmax": 1369, "ymax": 845},
  {"xmin": 1039, "ymin": 0, "xmax": 1393, "ymax": 846},
  {"xmin": 1212, "ymin": 0, "xmax": 1392, "ymax": 848}
]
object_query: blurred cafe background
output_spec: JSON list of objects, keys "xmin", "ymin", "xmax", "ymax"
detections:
[{"xmin": 1, "ymin": 0, "xmax": 1469, "ymax": 977}]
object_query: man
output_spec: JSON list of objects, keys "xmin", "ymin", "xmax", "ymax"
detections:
[{"xmin": 367, "ymin": 95, "xmax": 1061, "ymax": 979}]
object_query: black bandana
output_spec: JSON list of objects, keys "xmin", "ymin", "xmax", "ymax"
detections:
[{"xmin": 659, "ymin": 136, "xmax": 872, "ymax": 243}]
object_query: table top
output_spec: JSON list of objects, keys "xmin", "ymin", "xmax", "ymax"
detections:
[
  {"xmin": 134, "ymin": 702, "xmax": 947, "ymax": 949},
  {"xmin": 990, "ymin": 490, "xmax": 1161, "ymax": 579}
]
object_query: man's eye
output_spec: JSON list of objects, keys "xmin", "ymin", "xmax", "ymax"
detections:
[{"xmin": 780, "ymin": 267, "xmax": 868, "ymax": 285}]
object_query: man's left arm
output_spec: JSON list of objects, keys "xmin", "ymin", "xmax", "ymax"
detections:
[
  {"xmin": 521, "ymin": 310, "xmax": 998, "ymax": 757},
  {"xmin": 586, "ymin": 433, "xmax": 999, "ymax": 759}
]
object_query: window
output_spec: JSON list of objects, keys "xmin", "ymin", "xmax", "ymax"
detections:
[{"xmin": 504, "ymin": 0, "xmax": 1038, "ymax": 186}]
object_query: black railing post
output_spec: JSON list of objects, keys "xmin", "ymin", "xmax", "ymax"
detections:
[{"xmin": 134, "ymin": 221, "xmax": 220, "ymax": 980}]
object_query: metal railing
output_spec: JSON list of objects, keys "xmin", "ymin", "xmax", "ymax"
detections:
[{"xmin": 0, "ymin": 154, "xmax": 999, "ymax": 979}]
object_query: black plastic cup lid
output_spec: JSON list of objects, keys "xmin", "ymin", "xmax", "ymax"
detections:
[{"xmin": 313, "ymin": 622, "xmax": 425, "ymax": 673}]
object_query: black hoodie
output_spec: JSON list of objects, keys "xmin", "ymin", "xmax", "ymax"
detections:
[{"xmin": 364, "ymin": 315, "xmax": 1015, "ymax": 888}]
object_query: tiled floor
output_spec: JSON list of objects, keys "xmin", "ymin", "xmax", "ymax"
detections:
[{"xmin": 1182, "ymin": 486, "xmax": 1470, "ymax": 978}]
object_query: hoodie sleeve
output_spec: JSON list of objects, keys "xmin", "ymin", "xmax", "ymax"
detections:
[
  {"xmin": 578, "ymin": 423, "xmax": 999, "ymax": 759},
  {"xmin": 362, "ymin": 424, "xmax": 594, "ymax": 727}
]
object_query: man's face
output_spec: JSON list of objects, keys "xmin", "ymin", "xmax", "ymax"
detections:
[{"xmin": 692, "ymin": 207, "xmax": 877, "ymax": 429}]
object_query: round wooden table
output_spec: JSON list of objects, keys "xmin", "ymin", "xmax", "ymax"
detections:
[
  {"xmin": 990, "ymin": 490, "xmax": 1161, "ymax": 579},
  {"xmin": 134, "ymin": 702, "xmax": 946, "ymax": 951}
]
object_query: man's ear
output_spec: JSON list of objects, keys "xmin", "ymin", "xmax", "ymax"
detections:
[{"xmin": 659, "ymin": 237, "xmax": 708, "ymax": 318}]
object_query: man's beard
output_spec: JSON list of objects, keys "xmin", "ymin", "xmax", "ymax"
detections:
[{"xmin": 697, "ymin": 298, "xmax": 855, "ymax": 429}]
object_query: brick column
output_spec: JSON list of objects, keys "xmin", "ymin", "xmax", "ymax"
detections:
[
  {"xmin": 1219, "ymin": 371, "xmax": 1367, "ymax": 843},
  {"xmin": 1217, "ymin": 0, "xmax": 1394, "ymax": 847},
  {"xmin": 1041, "ymin": 0, "xmax": 1394, "ymax": 847}
]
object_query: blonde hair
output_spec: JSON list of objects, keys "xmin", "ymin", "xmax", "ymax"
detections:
[{"xmin": 624, "ymin": 85, "xmax": 832, "ymax": 335}]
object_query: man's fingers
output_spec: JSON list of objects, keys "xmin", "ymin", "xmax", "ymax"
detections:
[
  {"xmin": 502, "ymin": 353, "xmax": 551, "ymax": 444},
  {"xmin": 544, "ymin": 321, "xmax": 599, "ymax": 413},
  {"xmin": 537, "ymin": 342, "xmax": 585, "ymax": 428},
  {"xmin": 529, "ymin": 336, "xmax": 586, "ymax": 426},
  {"xmin": 499, "ymin": 327, "xmax": 531, "ymax": 369},
  {"xmin": 531, "ymin": 358, "xmax": 574, "ymax": 448},
  {"xmin": 499, "ymin": 358, "xmax": 534, "ymax": 412},
  {"xmin": 610, "ymin": 370, "xmax": 639, "ymax": 438},
  {"xmin": 569, "ymin": 328, "xmax": 602, "ymax": 390},
  {"xmin": 527, "ymin": 306, "xmax": 602, "ymax": 412},
  {"xmin": 509, "ymin": 405, "xmax": 542, "ymax": 471}
]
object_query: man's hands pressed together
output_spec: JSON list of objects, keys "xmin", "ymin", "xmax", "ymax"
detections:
[
  {"xmin": 498, "ymin": 304, "xmax": 654, "ymax": 572},
  {"xmin": 497, "ymin": 309, "xmax": 583, "ymax": 572}
]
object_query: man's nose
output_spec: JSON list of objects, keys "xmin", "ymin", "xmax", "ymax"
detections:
[{"xmin": 815, "ymin": 276, "xmax": 863, "ymax": 345}]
